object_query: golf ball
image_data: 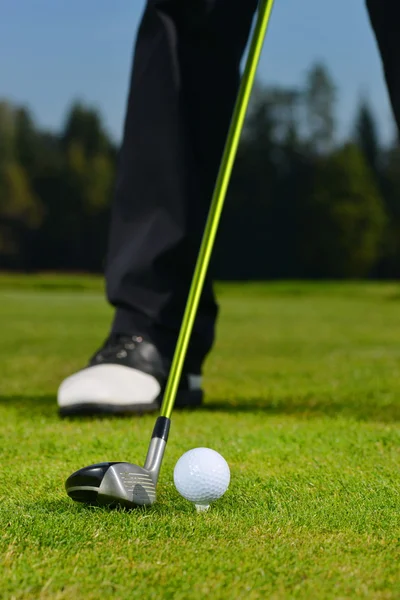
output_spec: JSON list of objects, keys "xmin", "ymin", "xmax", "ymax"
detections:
[{"xmin": 173, "ymin": 448, "xmax": 230, "ymax": 508}]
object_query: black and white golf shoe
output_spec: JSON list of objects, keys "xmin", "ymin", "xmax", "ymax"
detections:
[{"xmin": 57, "ymin": 334, "xmax": 203, "ymax": 417}]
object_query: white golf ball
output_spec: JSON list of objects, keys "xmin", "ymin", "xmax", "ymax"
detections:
[{"xmin": 173, "ymin": 448, "xmax": 230, "ymax": 508}]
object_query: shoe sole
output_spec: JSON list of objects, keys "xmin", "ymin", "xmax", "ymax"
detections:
[{"xmin": 58, "ymin": 389, "xmax": 203, "ymax": 417}]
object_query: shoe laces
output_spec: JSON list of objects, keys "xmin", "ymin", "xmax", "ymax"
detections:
[{"xmin": 94, "ymin": 334, "xmax": 144, "ymax": 362}]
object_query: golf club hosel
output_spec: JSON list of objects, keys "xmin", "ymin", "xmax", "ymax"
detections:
[
  {"xmin": 144, "ymin": 416, "xmax": 171, "ymax": 482},
  {"xmin": 144, "ymin": 437, "xmax": 167, "ymax": 482}
]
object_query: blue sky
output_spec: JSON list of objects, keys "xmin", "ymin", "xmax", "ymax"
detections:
[{"xmin": 0, "ymin": 0, "xmax": 395, "ymax": 143}]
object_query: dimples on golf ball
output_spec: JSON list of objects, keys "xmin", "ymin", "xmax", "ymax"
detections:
[{"xmin": 173, "ymin": 448, "xmax": 230, "ymax": 504}]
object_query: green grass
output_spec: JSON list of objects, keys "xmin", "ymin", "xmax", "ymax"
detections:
[{"xmin": 1, "ymin": 276, "xmax": 400, "ymax": 599}]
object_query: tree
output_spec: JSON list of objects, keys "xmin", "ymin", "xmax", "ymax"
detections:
[
  {"xmin": 0, "ymin": 162, "xmax": 43, "ymax": 268},
  {"xmin": 0, "ymin": 101, "xmax": 16, "ymax": 163},
  {"xmin": 0, "ymin": 79, "xmax": 393, "ymax": 279},
  {"xmin": 42, "ymin": 141, "xmax": 115, "ymax": 270},
  {"xmin": 215, "ymin": 88, "xmax": 279, "ymax": 279},
  {"xmin": 304, "ymin": 64, "xmax": 336, "ymax": 154},
  {"xmin": 62, "ymin": 102, "xmax": 110, "ymax": 158},
  {"xmin": 299, "ymin": 144, "xmax": 386, "ymax": 278},
  {"xmin": 14, "ymin": 108, "xmax": 38, "ymax": 176},
  {"xmin": 354, "ymin": 97, "xmax": 380, "ymax": 176}
]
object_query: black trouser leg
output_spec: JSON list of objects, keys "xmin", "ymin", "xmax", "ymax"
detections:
[
  {"xmin": 367, "ymin": 0, "xmax": 400, "ymax": 134},
  {"xmin": 106, "ymin": 0, "xmax": 257, "ymax": 369}
]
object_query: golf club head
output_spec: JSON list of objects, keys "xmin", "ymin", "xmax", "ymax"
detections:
[
  {"xmin": 65, "ymin": 462, "xmax": 157, "ymax": 508},
  {"xmin": 65, "ymin": 417, "xmax": 170, "ymax": 509}
]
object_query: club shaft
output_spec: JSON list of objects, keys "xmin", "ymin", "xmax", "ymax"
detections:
[{"xmin": 160, "ymin": 0, "xmax": 275, "ymax": 419}]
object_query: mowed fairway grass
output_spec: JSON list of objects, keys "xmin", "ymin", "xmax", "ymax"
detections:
[{"xmin": 1, "ymin": 276, "xmax": 400, "ymax": 599}]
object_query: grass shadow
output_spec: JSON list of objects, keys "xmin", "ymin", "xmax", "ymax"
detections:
[
  {"xmin": 0, "ymin": 395, "xmax": 152, "ymax": 421},
  {"xmin": 20, "ymin": 498, "xmax": 168, "ymax": 517},
  {"xmin": 200, "ymin": 396, "xmax": 400, "ymax": 423},
  {"xmin": 0, "ymin": 394, "xmax": 57, "ymax": 416},
  {"xmin": 0, "ymin": 393, "xmax": 399, "ymax": 423}
]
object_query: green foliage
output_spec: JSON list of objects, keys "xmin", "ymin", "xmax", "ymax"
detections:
[
  {"xmin": 354, "ymin": 97, "xmax": 381, "ymax": 175},
  {"xmin": 0, "ymin": 162, "xmax": 42, "ymax": 227},
  {"xmin": 66, "ymin": 142, "xmax": 114, "ymax": 214},
  {"xmin": 0, "ymin": 100, "xmax": 16, "ymax": 163},
  {"xmin": 0, "ymin": 162, "xmax": 43, "ymax": 266},
  {"xmin": 0, "ymin": 61, "xmax": 399, "ymax": 278},
  {"xmin": 304, "ymin": 64, "xmax": 336, "ymax": 153},
  {"xmin": 14, "ymin": 107, "xmax": 38, "ymax": 175},
  {"xmin": 299, "ymin": 144, "xmax": 386, "ymax": 277},
  {"xmin": 215, "ymin": 93, "xmax": 278, "ymax": 279},
  {"xmin": 62, "ymin": 102, "xmax": 111, "ymax": 158}
]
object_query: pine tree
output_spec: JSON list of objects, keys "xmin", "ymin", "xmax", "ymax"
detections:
[
  {"xmin": 299, "ymin": 144, "xmax": 386, "ymax": 277},
  {"xmin": 354, "ymin": 98, "xmax": 380, "ymax": 176},
  {"xmin": 304, "ymin": 64, "xmax": 336, "ymax": 154}
]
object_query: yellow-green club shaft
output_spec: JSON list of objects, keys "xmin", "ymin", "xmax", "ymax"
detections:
[{"xmin": 161, "ymin": 0, "xmax": 275, "ymax": 419}]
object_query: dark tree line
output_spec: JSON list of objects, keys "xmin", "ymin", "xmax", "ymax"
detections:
[{"xmin": 0, "ymin": 63, "xmax": 399, "ymax": 279}]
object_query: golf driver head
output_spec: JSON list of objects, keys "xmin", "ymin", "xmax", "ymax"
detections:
[{"xmin": 65, "ymin": 461, "xmax": 157, "ymax": 508}]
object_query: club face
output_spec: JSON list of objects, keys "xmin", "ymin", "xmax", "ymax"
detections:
[{"xmin": 65, "ymin": 462, "xmax": 157, "ymax": 508}]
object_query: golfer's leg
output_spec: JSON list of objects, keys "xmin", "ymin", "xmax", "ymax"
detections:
[
  {"xmin": 106, "ymin": 0, "xmax": 258, "ymax": 367},
  {"xmin": 178, "ymin": 1, "xmax": 258, "ymax": 213},
  {"xmin": 367, "ymin": 0, "xmax": 400, "ymax": 133},
  {"xmin": 57, "ymin": 0, "xmax": 257, "ymax": 414}
]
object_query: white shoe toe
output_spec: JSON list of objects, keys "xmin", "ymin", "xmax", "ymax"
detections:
[{"xmin": 57, "ymin": 364, "xmax": 161, "ymax": 410}]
